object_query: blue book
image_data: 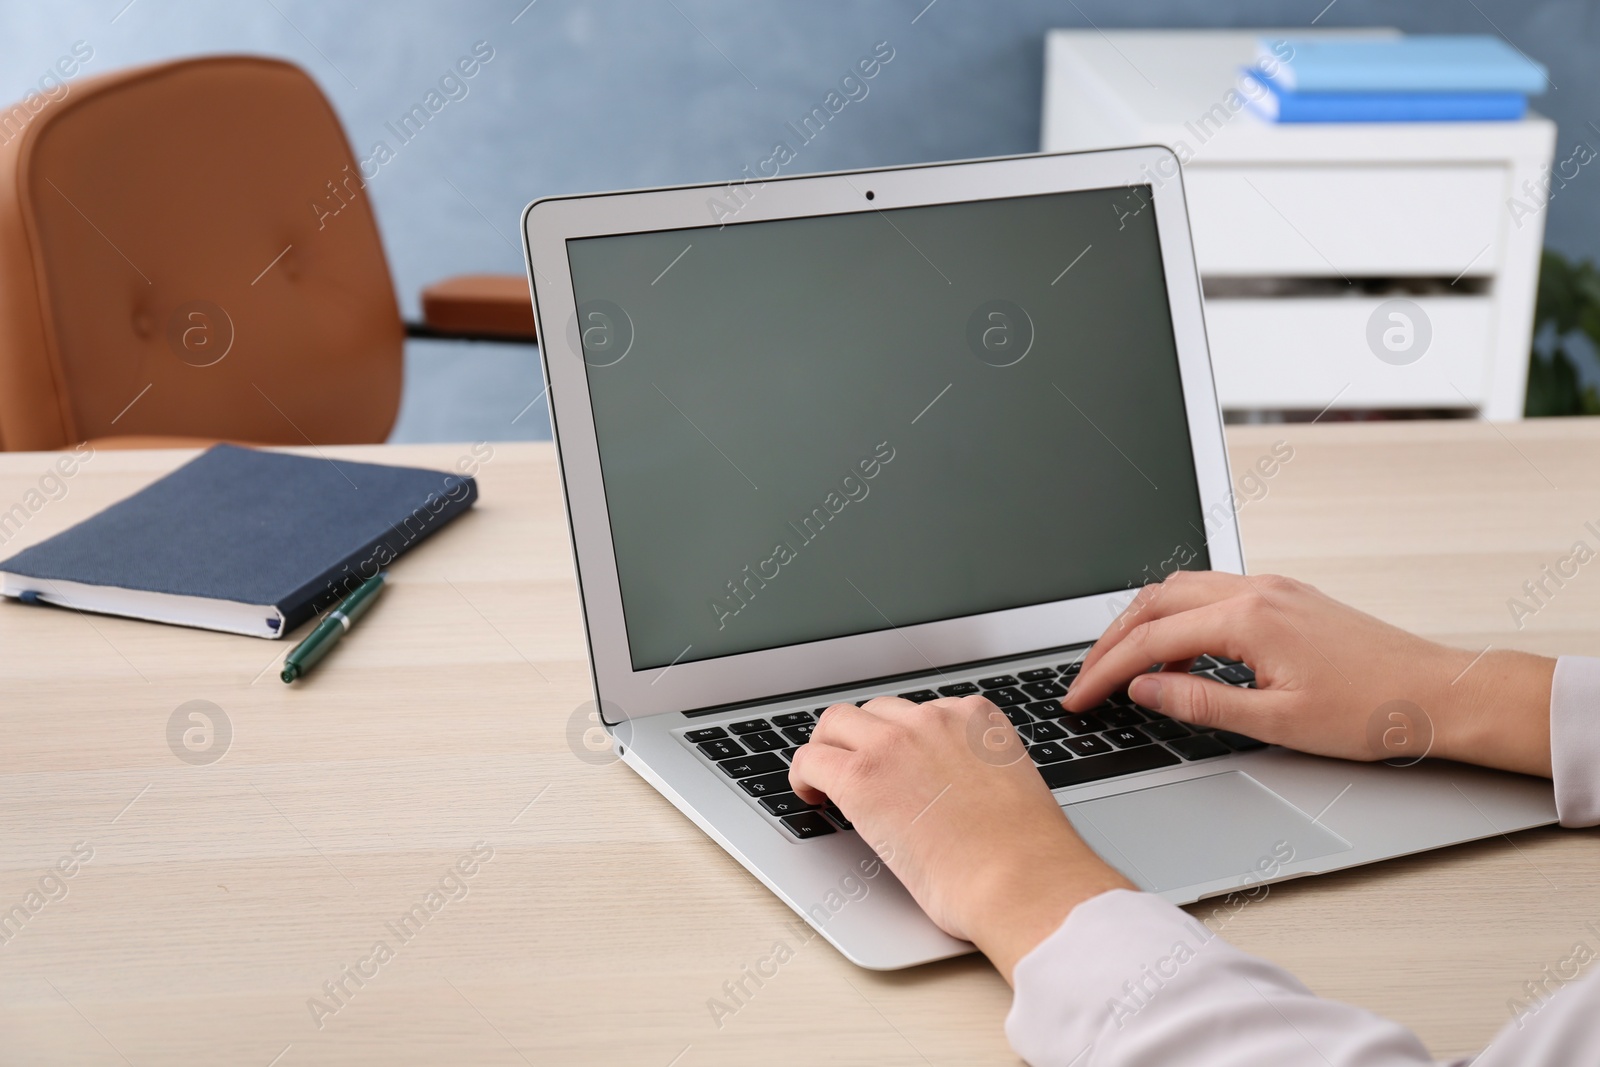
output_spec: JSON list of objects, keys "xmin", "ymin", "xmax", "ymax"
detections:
[
  {"xmin": 0, "ymin": 445, "xmax": 478, "ymax": 637},
  {"xmin": 1240, "ymin": 68, "xmax": 1527, "ymax": 124},
  {"xmin": 1257, "ymin": 35, "xmax": 1547, "ymax": 94}
]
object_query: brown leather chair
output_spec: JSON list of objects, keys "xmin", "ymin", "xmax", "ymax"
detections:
[{"xmin": 0, "ymin": 55, "xmax": 535, "ymax": 452}]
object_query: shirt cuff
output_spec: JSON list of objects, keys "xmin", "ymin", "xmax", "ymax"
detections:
[
  {"xmin": 1004, "ymin": 888, "xmax": 1434, "ymax": 1066},
  {"xmin": 1005, "ymin": 889, "xmax": 1196, "ymax": 1066},
  {"xmin": 1551, "ymin": 655, "xmax": 1600, "ymax": 827}
]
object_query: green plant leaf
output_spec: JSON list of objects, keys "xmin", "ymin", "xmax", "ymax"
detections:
[{"xmin": 1529, "ymin": 252, "xmax": 1600, "ymax": 416}]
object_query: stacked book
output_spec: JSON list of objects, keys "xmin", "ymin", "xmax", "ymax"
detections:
[{"xmin": 1242, "ymin": 35, "xmax": 1548, "ymax": 123}]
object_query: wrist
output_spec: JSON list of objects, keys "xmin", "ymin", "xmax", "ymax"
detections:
[
  {"xmin": 963, "ymin": 835, "xmax": 1134, "ymax": 985},
  {"xmin": 1432, "ymin": 649, "xmax": 1554, "ymax": 777}
]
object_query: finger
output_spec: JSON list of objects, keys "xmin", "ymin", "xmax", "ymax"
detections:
[
  {"xmin": 1079, "ymin": 571, "xmax": 1250, "ymax": 678},
  {"xmin": 788, "ymin": 740, "xmax": 853, "ymax": 804},
  {"xmin": 858, "ymin": 695, "xmax": 923, "ymax": 721},
  {"xmin": 1128, "ymin": 671, "xmax": 1285, "ymax": 738},
  {"xmin": 812, "ymin": 702, "xmax": 896, "ymax": 751},
  {"xmin": 1067, "ymin": 597, "xmax": 1251, "ymax": 709}
]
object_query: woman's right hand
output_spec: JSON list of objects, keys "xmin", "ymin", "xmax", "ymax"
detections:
[{"xmin": 1063, "ymin": 570, "xmax": 1556, "ymax": 778}]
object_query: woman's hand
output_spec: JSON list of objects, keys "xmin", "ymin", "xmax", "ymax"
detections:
[
  {"xmin": 1064, "ymin": 570, "xmax": 1556, "ymax": 777},
  {"xmin": 785, "ymin": 571, "xmax": 1554, "ymax": 981},
  {"xmin": 787, "ymin": 695, "xmax": 1132, "ymax": 983}
]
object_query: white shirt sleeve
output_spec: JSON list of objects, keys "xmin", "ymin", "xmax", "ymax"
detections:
[
  {"xmin": 1005, "ymin": 890, "xmax": 1437, "ymax": 1066},
  {"xmin": 1551, "ymin": 654, "xmax": 1600, "ymax": 827},
  {"xmin": 1004, "ymin": 655, "xmax": 1600, "ymax": 1066}
]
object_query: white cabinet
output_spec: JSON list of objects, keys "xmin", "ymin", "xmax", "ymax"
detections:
[
  {"xmin": 1042, "ymin": 29, "xmax": 1557, "ymax": 419},
  {"xmin": 1204, "ymin": 296, "xmax": 1495, "ymax": 408}
]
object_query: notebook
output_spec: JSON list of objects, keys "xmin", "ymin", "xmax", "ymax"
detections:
[
  {"xmin": 0, "ymin": 445, "xmax": 478, "ymax": 637},
  {"xmin": 1239, "ymin": 69, "xmax": 1528, "ymax": 123},
  {"xmin": 1256, "ymin": 35, "xmax": 1549, "ymax": 94}
]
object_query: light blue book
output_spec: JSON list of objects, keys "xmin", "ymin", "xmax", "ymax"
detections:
[
  {"xmin": 1256, "ymin": 35, "xmax": 1548, "ymax": 94},
  {"xmin": 1240, "ymin": 68, "xmax": 1528, "ymax": 123}
]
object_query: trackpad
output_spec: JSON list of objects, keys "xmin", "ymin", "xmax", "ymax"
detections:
[{"xmin": 1064, "ymin": 771, "xmax": 1353, "ymax": 893}]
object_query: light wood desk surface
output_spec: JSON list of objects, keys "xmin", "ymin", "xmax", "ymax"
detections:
[{"xmin": 2, "ymin": 419, "xmax": 1598, "ymax": 1065}]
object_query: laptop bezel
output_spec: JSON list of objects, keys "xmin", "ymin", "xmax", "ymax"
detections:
[{"xmin": 522, "ymin": 147, "xmax": 1243, "ymax": 722}]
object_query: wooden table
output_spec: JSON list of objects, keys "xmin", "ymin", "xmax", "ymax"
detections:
[{"xmin": 2, "ymin": 420, "xmax": 1598, "ymax": 1065}]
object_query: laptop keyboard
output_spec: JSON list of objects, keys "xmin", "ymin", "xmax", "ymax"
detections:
[{"xmin": 676, "ymin": 653, "xmax": 1267, "ymax": 841}]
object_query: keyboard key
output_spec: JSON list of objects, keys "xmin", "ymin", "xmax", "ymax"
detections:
[
  {"xmin": 779, "ymin": 747, "xmax": 799, "ymax": 763},
  {"xmin": 1002, "ymin": 706, "xmax": 1032, "ymax": 727},
  {"xmin": 1216, "ymin": 664, "xmax": 1256, "ymax": 685},
  {"xmin": 1064, "ymin": 735, "xmax": 1114, "ymax": 756},
  {"xmin": 760, "ymin": 792, "xmax": 817, "ymax": 816},
  {"xmin": 1021, "ymin": 680, "xmax": 1068, "ymax": 699},
  {"xmin": 685, "ymin": 727, "xmax": 728, "ymax": 744},
  {"xmin": 782, "ymin": 723, "xmax": 816, "ymax": 745},
  {"xmin": 1215, "ymin": 730, "xmax": 1268, "ymax": 751},
  {"xmin": 1028, "ymin": 741, "xmax": 1073, "ymax": 765},
  {"xmin": 822, "ymin": 801, "xmax": 853, "ymax": 830},
  {"xmin": 1025, "ymin": 700, "xmax": 1066, "ymax": 719},
  {"xmin": 729, "ymin": 718, "xmax": 771, "ymax": 735},
  {"xmin": 1169, "ymin": 734, "xmax": 1231, "ymax": 761},
  {"xmin": 742, "ymin": 731, "xmax": 786, "ymax": 753},
  {"xmin": 717, "ymin": 753, "xmax": 786, "ymax": 779},
  {"xmin": 739, "ymin": 771, "xmax": 794, "ymax": 797},
  {"xmin": 986, "ymin": 687, "xmax": 1028, "ymax": 707},
  {"xmin": 1038, "ymin": 745, "xmax": 1180, "ymax": 789},
  {"xmin": 1105, "ymin": 726, "xmax": 1153, "ymax": 749},
  {"xmin": 1142, "ymin": 718, "xmax": 1191, "ymax": 741},
  {"xmin": 1057, "ymin": 660, "xmax": 1085, "ymax": 675},
  {"xmin": 780, "ymin": 811, "xmax": 837, "ymax": 839},
  {"xmin": 978, "ymin": 675, "xmax": 1019, "ymax": 689},
  {"xmin": 1100, "ymin": 706, "xmax": 1148, "ymax": 728},
  {"xmin": 772, "ymin": 711, "xmax": 815, "ymax": 727},
  {"xmin": 1019, "ymin": 720, "xmax": 1066, "ymax": 743},
  {"xmin": 898, "ymin": 689, "xmax": 941, "ymax": 703},
  {"xmin": 1018, "ymin": 667, "xmax": 1058, "ymax": 682},
  {"xmin": 1058, "ymin": 713, "xmax": 1106, "ymax": 736},
  {"xmin": 698, "ymin": 738, "xmax": 745, "ymax": 761},
  {"xmin": 1191, "ymin": 655, "xmax": 1221, "ymax": 671},
  {"xmin": 937, "ymin": 681, "xmax": 980, "ymax": 697}
]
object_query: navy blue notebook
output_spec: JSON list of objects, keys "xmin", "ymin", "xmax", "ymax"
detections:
[{"xmin": 0, "ymin": 445, "xmax": 478, "ymax": 637}]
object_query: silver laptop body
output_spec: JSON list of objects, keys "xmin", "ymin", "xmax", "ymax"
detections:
[{"xmin": 522, "ymin": 148, "xmax": 1557, "ymax": 969}]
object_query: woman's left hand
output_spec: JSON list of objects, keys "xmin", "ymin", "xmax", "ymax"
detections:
[{"xmin": 787, "ymin": 694, "xmax": 1133, "ymax": 983}]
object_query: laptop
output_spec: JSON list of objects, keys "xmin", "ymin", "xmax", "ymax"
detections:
[{"xmin": 521, "ymin": 147, "xmax": 1558, "ymax": 969}]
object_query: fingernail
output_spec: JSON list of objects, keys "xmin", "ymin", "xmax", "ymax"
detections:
[{"xmin": 1129, "ymin": 675, "xmax": 1162, "ymax": 711}]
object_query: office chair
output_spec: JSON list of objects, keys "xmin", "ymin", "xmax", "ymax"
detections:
[{"xmin": 0, "ymin": 55, "xmax": 535, "ymax": 451}]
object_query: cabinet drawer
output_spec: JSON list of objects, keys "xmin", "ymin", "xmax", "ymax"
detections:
[
  {"xmin": 1184, "ymin": 165, "xmax": 1506, "ymax": 277},
  {"xmin": 1203, "ymin": 296, "xmax": 1495, "ymax": 409}
]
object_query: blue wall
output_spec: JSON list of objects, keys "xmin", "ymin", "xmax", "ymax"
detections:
[{"xmin": 7, "ymin": 0, "xmax": 1596, "ymax": 323}]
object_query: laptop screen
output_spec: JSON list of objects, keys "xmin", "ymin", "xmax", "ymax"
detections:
[{"xmin": 565, "ymin": 185, "xmax": 1210, "ymax": 672}]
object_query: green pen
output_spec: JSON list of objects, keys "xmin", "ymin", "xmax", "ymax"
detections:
[{"xmin": 280, "ymin": 572, "xmax": 387, "ymax": 683}]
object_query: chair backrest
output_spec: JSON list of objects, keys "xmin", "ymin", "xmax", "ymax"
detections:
[{"xmin": 0, "ymin": 55, "xmax": 403, "ymax": 451}]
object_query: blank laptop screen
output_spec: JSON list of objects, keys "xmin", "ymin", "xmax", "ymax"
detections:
[{"xmin": 564, "ymin": 185, "xmax": 1210, "ymax": 672}]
